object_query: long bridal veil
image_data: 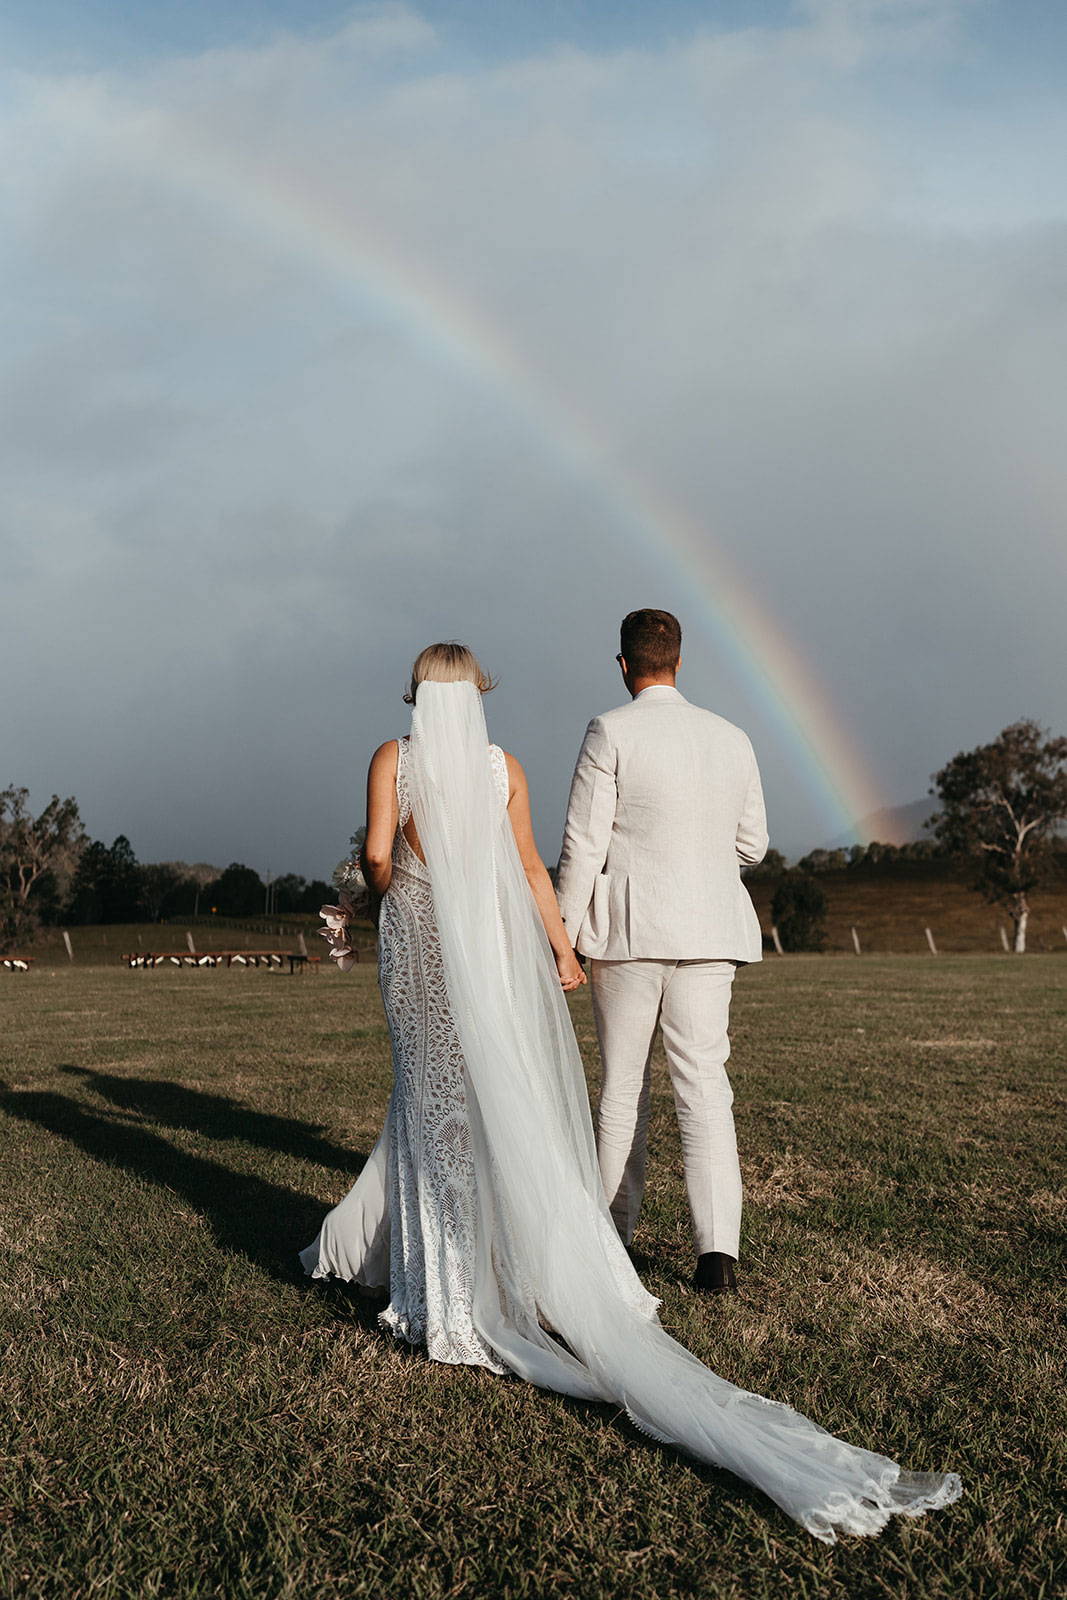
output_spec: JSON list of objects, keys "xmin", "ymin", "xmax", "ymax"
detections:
[{"xmin": 388, "ymin": 682, "xmax": 960, "ymax": 1540}]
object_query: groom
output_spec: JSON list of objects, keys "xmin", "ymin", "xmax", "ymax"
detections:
[{"xmin": 556, "ymin": 609, "xmax": 768, "ymax": 1293}]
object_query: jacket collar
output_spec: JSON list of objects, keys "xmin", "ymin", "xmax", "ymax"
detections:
[{"xmin": 633, "ymin": 684, "xmax": 685, "ymax": 704}]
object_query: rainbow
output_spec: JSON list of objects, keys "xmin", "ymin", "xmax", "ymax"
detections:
[{"xmin": 68, "ymin": 88, "xmax": 884, "ymax": 839}]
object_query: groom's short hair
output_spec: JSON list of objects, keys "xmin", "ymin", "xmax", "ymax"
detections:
[{"xmin": 620, "ymin": 609, "xmax": 682, "ymax": 674}]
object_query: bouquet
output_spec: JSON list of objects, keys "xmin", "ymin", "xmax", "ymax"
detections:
[{"xmin": 320, "ymin": 838, "xmax": 376, "ymax": 976}]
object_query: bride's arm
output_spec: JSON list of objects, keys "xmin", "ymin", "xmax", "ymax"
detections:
[
  {"xmin": 504, "ymin": 752, "xmax": 586, "ymax": 992},
  {"xmin": 360, "ymin": 741, "xmax": 399, "ymax": 898}
]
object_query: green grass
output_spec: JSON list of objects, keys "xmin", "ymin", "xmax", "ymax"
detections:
[{"xmin": 1, "ymin": 957, "xmax": 1064, "ymax": 1599}]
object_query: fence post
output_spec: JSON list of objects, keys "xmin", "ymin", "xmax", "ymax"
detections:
[
  {"xmin": 186, "ymin": 932, "xmax": 197, "ymax": 955},
  {"xmin": 62, "ymin": 930, "xmax": 73, "ymax": 962},
  {"xmin": 999, "ymin": 926, "xmax": 1010, "ymax": 953},
  {"xmin": 924, "ymin": 927, "xmax": 938, "ymax": 956},
  {"xmin": 850, "ymin": 926, "xmax": 861, "ymax": 955},
  {"xmin": 770, "ymin": 924, "xmax": 784, "ymax": 955},
  {"xmin": 298, "ymin": 932, "xmax": 308, "ymax": 958}
]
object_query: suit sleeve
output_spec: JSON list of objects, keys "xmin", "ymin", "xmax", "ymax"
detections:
[
  {"xmin": 555, "ymin": 718, "xmax": 618, "ymax": 938},
  {"xmin": 736, "ymin": 740, "xmax": 769, "ymax": 867}
]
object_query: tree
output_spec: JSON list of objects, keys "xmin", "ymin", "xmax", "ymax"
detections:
[
  {"xmin": 301, "ymin": 879, "xmax": 333, "ymax": 914},
  {"xmin": 212, "ymin": 863, "xmax": 265, "ymax": 917},
  {"xmin": 0, "ymin": 787, "xmax": 86, "ymax": 952},
  {"xmin": 743, "ymin": 846, "xmax": 788, "ymax": 880},
  {"xmin": 171, "ymin": 862, "xmax": 222, "ymax": 891},
  {"xmin": 897, "ymin": 838, "xmax": 939, "ymax": 862},
  {"xmin": 66, "ymin": 835, "xmax": 143, "ymax": 924},
  {"xmin": 272, "ymin": 873, "xmax": 308, "ymax": 914},
  {"xmin": 930, "ymin": 720, "xmax": 1067, "ymax": 953},
  {"xmin": 157, "ymin": 862, "xmax": 221, "ymax": 915},
  {"xmin": 771, "ymin": 875, "xmax": 827, "ymax": 952},
  {"xmin": 103, "ymin": 835, "xmax": 143, "ymax": 922},
  {"xmin": 139, "ymin": 863, "xmax": 186, "ymax": 921},
  {"xmin": 797, "ymin": 847, "xmax": 848, "ymax": 874},
  {"xmin": 66, "ymin": 839, "xmax": 110, "ymax": 924}
]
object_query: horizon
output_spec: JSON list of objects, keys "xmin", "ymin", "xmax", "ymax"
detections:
[{"xmin": 62, "ymin": 791, "xmax": 945, "ymax": 886}]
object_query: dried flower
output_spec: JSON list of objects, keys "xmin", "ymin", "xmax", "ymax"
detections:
[{"xmin": 319, "ymin": 886, "xmax": 364, "ymax": 973}]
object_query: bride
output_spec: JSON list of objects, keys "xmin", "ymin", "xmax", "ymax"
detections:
[{"xmin": 300, "ymin": 642, "xmax": 961, "ymax": 1542}]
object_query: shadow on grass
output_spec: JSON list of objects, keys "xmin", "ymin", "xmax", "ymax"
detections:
[
  {"xmin": 58, "ymin": 1064, "xmax": 366, "ymax": 1177},
  {"xmin": 0, "ymin": 1083, "xmax": 372, "ymax": 1309},
  {"xmin": 0, "ymin": 1085, "xmax": 787, "ymax": 1527}
]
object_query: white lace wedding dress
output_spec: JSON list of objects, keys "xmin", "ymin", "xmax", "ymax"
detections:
[
  {"xmin": 300, "ymin": 685, "xmax": 962, "ymax": 1543},
  {"xmin": 304, "ymin": 734, "xmax": 644, "ymax": 1365},
  {"xmin": 376, "ymin": 735, "xmax": 509, "ymax": 1370}
]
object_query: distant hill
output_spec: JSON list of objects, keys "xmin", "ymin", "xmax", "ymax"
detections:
[
  {"xmin": 825, "ymin": 797, "xmax": 937, "ymax": 851},
  {"xmin": 746, "ymin": 865, "xmax": 1067, "ymax": 955}
]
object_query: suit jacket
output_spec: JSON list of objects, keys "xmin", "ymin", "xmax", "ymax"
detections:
[{"xmin": 555, "ymin": 685, "xmax": 768, "ymax": 962}]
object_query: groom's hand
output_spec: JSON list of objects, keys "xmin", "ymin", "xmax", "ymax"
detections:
[{"xmin": 556, "ymin": 948, "xmax": 587, "ymax": 991}]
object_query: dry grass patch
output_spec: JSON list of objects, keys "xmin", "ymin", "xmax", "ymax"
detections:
[
  {"xmin": 1026, "ymin": 1188, "xmax": 1066, "ymax": 1226},
  {"xmin": 825, "ymin": 1243, "xmax": 999, "ymax": 1339},
  {"xmin": 743, "ymin": 1149, "xmax": 878, "ymax": 1209}
]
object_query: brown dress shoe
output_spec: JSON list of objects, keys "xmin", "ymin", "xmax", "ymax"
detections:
[{"xmin": 692, "ymin": 1252, "xmax": 737, "ymax": 1294}]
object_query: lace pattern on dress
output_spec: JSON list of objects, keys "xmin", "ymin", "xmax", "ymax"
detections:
[{"xmin": 376, "ymin": 736, "xmax": 510, "ymax": 1371}]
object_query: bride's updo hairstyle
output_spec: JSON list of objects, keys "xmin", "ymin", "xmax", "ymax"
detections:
[{"xmin": 404, "ymin": 642, "xmax": 496, "ymax": 704}]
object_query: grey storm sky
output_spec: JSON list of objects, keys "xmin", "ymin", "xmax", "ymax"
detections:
[{"xmin": 2, "ymin": 0, "xmax": 1065, "ymax": 878}]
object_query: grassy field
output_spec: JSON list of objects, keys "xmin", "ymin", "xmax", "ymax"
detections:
[{"xmin": 1, "ymin": 956, "xmax": 1064, "ymax": 1599}]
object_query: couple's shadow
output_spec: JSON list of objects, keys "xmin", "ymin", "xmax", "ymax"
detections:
[
  {"xmin": 59, "ymin": 1065, "xmax": 368, "ymax": 1177},
  {"xmin": 0, "ymin": 1069, "xmax": 763, "ymax": 1519},
  {"xmin": 0, "ymin": 1066, "xmax": 378, "ymax": 1320}
]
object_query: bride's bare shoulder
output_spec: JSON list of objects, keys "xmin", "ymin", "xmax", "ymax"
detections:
[
  {"xmin": 368, "ymin": 740, "xmax": 400, "ymax": 775},
  {"xmin": 501, "ymin": 750, "xmax": 527, "ymax": 797}
]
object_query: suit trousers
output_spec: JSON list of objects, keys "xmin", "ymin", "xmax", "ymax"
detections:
[{"xmin": 589, "ymin": 958, "xmax": 742, "ymax": 1259}]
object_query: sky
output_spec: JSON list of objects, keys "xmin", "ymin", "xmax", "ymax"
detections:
[{"xmin": 2, "ymin": 0, "xmax": 1065, "ymax": 878}]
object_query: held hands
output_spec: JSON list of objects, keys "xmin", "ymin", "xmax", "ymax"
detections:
[{"xmin": 556, "ymin": 947, "xmax": 587, "ymax": 992}]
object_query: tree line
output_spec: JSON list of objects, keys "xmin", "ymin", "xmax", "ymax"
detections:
[
  {"xmin": 747, "ymin": 836, "xmax": 949, "ymax": 881},
  {"xmin": 0, "ymin": 791, "xmax": 332, "ymax": 951},
  {"xmin": 3, "ymin": 720, "xmax": 1065, "ymax": 954},
  {"xmin": 64, "ymin": 841, "xmax": 334, "ymax": 927}
]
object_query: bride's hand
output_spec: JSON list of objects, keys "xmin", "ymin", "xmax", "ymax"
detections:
[{"xmin": 556, "ymin": 948, "xmax": 587, "ymax": 992}]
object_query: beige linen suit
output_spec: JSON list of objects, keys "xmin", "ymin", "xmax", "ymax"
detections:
[{"xmin": 556, "ymin": 685, "xmax": 768, "ymax": 1257}]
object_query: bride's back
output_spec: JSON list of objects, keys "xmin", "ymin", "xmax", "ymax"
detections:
[{"xmin": 394, "ymin": 733, "xmax": 510, "ymax": 872}]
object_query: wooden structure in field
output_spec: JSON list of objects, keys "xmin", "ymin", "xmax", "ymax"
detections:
[{"xmin": 121, "ymin": 950, "xmax": 326, "ymax": 973}]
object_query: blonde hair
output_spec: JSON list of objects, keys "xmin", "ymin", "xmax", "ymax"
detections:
[{"xmin": 404, "ymin": 642, "xmax": 496, "ymax": 704}]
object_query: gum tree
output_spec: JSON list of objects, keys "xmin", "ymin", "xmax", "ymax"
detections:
[
  {"xmin": 0, "ymin": 786, "xmax": 86, "ymax": 951},
  {"xmin": 930, "ymin": 721, "xmax": 1067, "ymax": 953}
]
